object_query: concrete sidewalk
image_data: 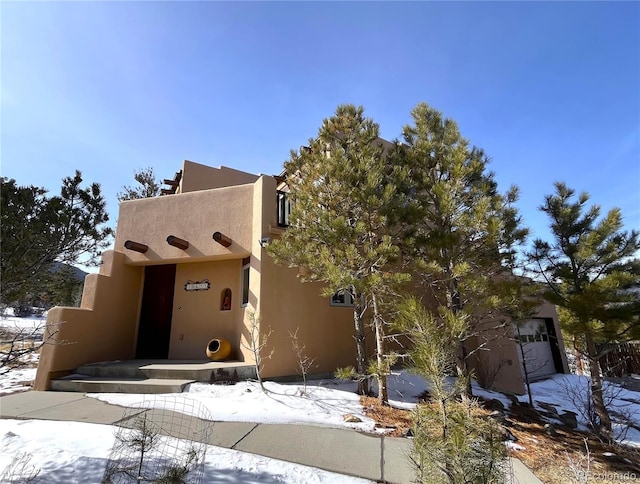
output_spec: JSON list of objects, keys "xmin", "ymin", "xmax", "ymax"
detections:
[{"xmin": 0, "ymin": 391, "xmax": 542, "ymax": 483}]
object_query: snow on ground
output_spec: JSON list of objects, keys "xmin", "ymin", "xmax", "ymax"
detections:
[
  {"xmin": 515, "ymin": 374, "xmax": 640, "ymax": 447},
  {"xmin": 1, "ymin": 312, "xmax": 43, "ymax": 395},
  {"xmin": 0, "ymin": 419, "xmax": 370, "ymax": 483},
  {"xmin": 0, "ymin": 308, "xmax": 47, "ymax": 333},
  {"xmin": 90, "ymin": 370, "xmax": 434, "ymax": 433},
  {"xmin": 0, "ymin": 367, "xmax": 37, "ymax": 395}
]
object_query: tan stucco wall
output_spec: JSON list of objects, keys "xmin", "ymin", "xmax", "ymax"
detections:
[
  {"xmin": 469, "ymin": 302, "xmax": 569, "ymax": 395},
  {"xmin": 168, "ymin": 260, "xmax": 245, "ymax": 360},
  {"xmin": 251, "ymin": 175, "xmax": 361, "ymax": 378},
  {"xmin": 179, "ymin": 161, "xmax": 259, "ymax": 194},
  {"xmin": 257, "ymin": 255, "xmax": 361, "ymax": 378},
  {"xmin": 116, "ymin": 184, "xmax": 254, "ymax": 265},
  {"xmin": 34, "ymin": 250, "xmax": 143, "ymax": 390},
  {"xmin": 468, "ymin": 319, "xmax": 526, "ymax": 395}
]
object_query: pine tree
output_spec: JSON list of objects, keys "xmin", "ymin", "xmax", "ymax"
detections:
[
  {"xmin": 395, "ymin": 103, "xmax": 528, "ymax": 397},
  {"xmin": 117, "ymin": 167, "xmax": 162, "ymax": 201},
  {"xmin": 529, "ymin": 182, "xmax": 640, "ymax": 439},
  {"xmin": 267, "ymin": 105, "xmax": 409, "ymax": 400},
  {"xmin": 396, "ymin": 297, "xmax": 508, "ymax": 483},
  {"xmin": 1, "ymin": 173, "xmax": 112, "ymax": 305}
]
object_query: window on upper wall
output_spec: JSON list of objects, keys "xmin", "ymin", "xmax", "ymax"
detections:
[
  {"xmin": 221, "ymin": 288, "xmax": 232, "ymax": 311},
  {"xmin": 330, "ymin": 289, "xmax": 354, "ymax": 307},
  {"xmin": 277, "ymin": 190, "xmax": 291, "ymax": 227},
  {"xmin": 242, "ymin": 257, "xmax": 250, "ymax": 306}
]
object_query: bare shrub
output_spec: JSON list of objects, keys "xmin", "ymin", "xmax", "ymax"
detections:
[
  {"xmin": 564, "ymin": 438, "xmax": 591, "ymax": 484},
  {"xmin": 475, "ymin": 353, "xmax": 508, "ymax": 391},
  {"xmin": 0, "ymin": 321, "xmax": 62, "ymax": 376},
  {"xmin": 0, "ymin": 451, "xmax": 41, "ymax": 483},
  {"xmin": 289, "ymin": 327, "xmax": 316, "ymax": 395},
  {"xmin": 241, "ymin": 311, "xmax": 273, "ymax": 393}
]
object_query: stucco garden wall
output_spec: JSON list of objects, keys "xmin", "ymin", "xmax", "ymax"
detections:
[{"xmin": 34, "ymin": 250, "xmax": 143, "ymax": 390}]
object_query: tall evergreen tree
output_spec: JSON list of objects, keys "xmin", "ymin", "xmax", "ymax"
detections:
[
  {"xmin": 529, "ymin": 182, "xmax": 640, "ymax": 439},
  {"xmin": 1, "ymin": 172, "xmax": 112, "ymax": 305},
  {"xmin": 117, "ymin": 167, "xmax": 162, "ymax": 201},
  {"xmin": 395, "ymin": 103, "xmax": 528, "ymax": 397},
  {"xmin": 267, "ymin": 105, "xmax": 409, "ymax": 400}
]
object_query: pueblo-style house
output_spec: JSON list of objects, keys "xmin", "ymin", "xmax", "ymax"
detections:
[{"xmin": 35, "ymin": 159, "xmax": 568, "ymax": 394}]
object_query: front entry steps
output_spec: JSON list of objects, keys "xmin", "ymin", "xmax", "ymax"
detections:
[
  {"xmin": 50, "ymin": 376, "xmax": 194, "ymax": 394},
  {"xmin": 50, "ymin": 360, "xmax": 257, "ymax": 394}
]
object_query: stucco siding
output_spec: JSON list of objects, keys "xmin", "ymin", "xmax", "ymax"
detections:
[
  {"xmin": 258, "ymin": 254, "xmax": 361, "ymax": 378},
  {"xmin": 180, "ymin": 161, "xmax": 259, "ymax": 193},
  {"xmin": 116, "ymin": 184, "xmax": 254, "ymax": 265},
  {"xmin": 168, "ymin": 260, "xmax": 244, "ymax": 360}
]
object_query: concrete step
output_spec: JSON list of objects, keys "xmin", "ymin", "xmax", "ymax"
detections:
[
  {"xmin": 76, "ymin": 360, "xmax": 257, "ymax": 383},
  {"xmin": 50, "ymin": 375, "xmax": 195, "ymax": 394},
  {"xmin": 51, "ymin": 360, "xmax": 258, "ymax": 393},
  {"xmin": 76, "ymin": 362, "xmax": 146, "ymax": 379}
]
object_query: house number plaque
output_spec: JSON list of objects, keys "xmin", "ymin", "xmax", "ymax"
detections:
[{"xmin": 184, "ymin": 279, "xmax": 211, "ymax": 292}]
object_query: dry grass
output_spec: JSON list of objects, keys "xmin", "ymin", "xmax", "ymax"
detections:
[
  {"xmin": 0, "ymin": 341, "xmax": 41, "ymax": 369},
  {"xmin": 360, "ymin": 396, "xmax": 413, "ymax": 437},
  {"xmin": 361, "ymin": 396, "xmax": 640, "ymax": 483},
  {"xmin": 504, "ymin": 403, "xmax": 640, "ymax": 483}
]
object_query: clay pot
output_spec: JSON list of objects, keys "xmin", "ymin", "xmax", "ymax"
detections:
[{"xmin": 206, "ymin": 338, "xmax": 231, "ymax": 361}]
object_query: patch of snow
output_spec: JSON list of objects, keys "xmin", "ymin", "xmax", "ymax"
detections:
[
  {"xmin": 506, "ymin": 442, "xmax": 526, "ymax": 451},
  {"xmin": 616, "ymin": 426, "xmax": 640, "ymax": 449},
  {"xmin": 0, "ymin": 419, "xmax": 370, "ymax": 483},
  {"xmin": 0, "ymin": 367, "xmax": 37, "ymax": 395},
  {"xmin": 91, "ymin": 379, "xmax": 377, "ymax": 431},
  {"xmin": 0, "ymin": 312, "xmax": 47, "ymax": 332},
  {"xmin": 0, "ymin": 314, "xmax": 42, "ymax": 396}
]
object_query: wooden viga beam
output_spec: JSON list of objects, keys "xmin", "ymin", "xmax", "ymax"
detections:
[
  {"xmin": 167, "ymin": 235, "xmax": 189, "ymax": 250},
  {"xmin": 212, "ymin": 231, "xmax": 232, "ymax": 248},
  {"xmin": 124, "ymin": 240, "xmax": 149, "ymax": 253}
]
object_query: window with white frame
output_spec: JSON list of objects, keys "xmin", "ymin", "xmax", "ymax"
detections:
[{"xmin": 330, "ymin": 289, "xmax": 354, "ymax": 307}]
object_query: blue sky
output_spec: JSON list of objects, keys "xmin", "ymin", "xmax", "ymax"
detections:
[{"xmin": 2, "ymin": 1, "xmax": 639, "ymax": 263}]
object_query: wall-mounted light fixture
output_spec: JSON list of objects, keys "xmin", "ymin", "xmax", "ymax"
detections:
[
  {"xmin": 258, "ymin": 237, "xmax": 271, "ymax": 248},
  {"xmin": 124, "ymin": 240, "xmax": 149, "ymax": 253},
  {"xmin": 212, "ymin": 231, "xmax": 232, "ymax": 248},
  {"xmin": 167, "ymin": 235, "xmax": 189, "ymax": 250}
]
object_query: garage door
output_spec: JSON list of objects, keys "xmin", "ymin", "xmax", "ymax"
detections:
[{"xmin": 516, "ymin": 319, "xmax": 557, "ymax": 380}]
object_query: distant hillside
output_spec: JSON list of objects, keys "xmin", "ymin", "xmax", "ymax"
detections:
[{"xmin": 50, "ymin": 262, "xmax": 88, "ymax": 282}]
